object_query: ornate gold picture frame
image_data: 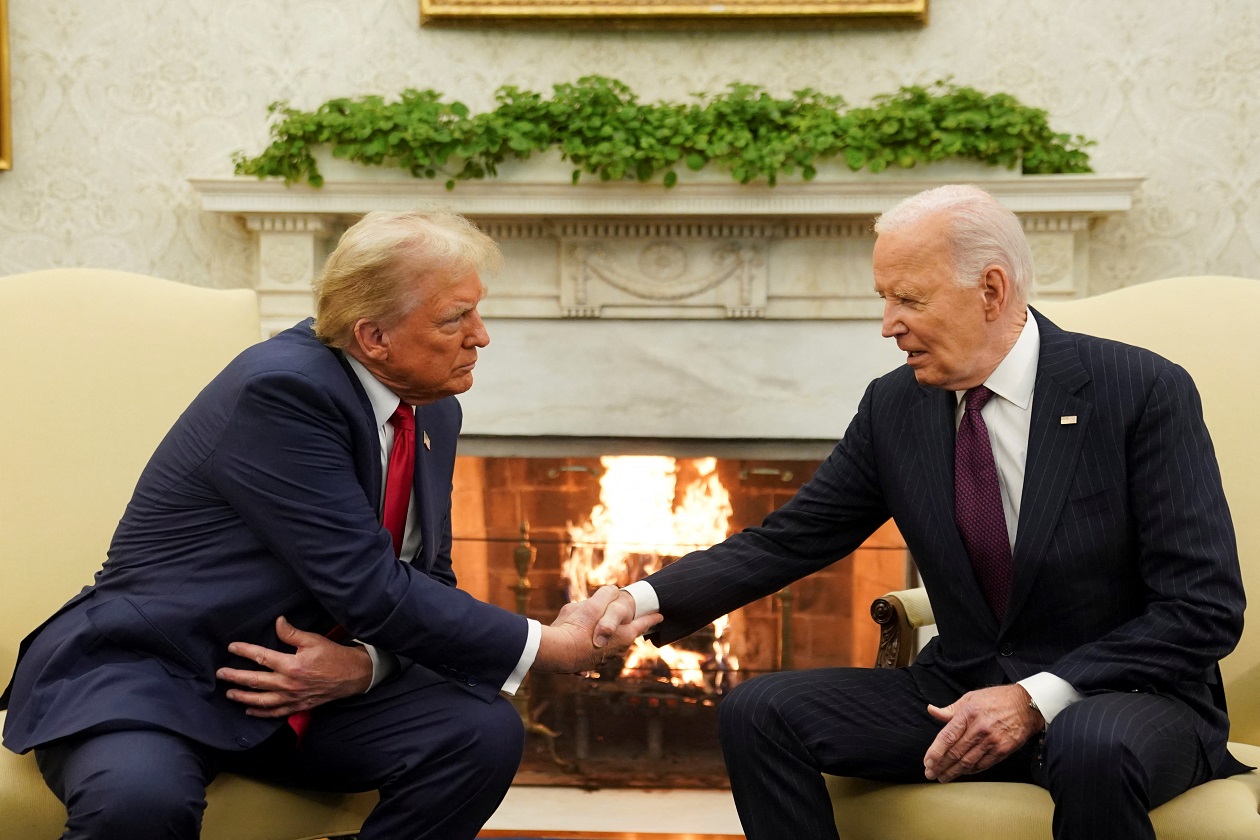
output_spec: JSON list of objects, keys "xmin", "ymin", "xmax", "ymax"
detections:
[
  {"xmin": 0, "ymin": 0, "xmax": 11, "ymax": 170},
  {"xmin": 419, "ymin": 0, "xmax": 927, "ymax": 28}
]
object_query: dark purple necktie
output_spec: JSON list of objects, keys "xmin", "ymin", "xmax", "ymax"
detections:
[{"xmin": 955, "ymin": 386, "xmax": 1013, "ymax": 618}]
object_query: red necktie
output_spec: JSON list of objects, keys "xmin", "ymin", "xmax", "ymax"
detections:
[
  {"xmin": 381, "ymin": 401, "xmax": 415, "ymax": 559},
  {"xmin": 288, "ymin": 401, "xmax": 415, "ymax": 744},
  {"xmin": 955, "ymin": 386, "xmax": 1013, "ymax": 618}
]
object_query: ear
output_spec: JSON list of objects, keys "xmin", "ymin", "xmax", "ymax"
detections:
[
  {"xmin": 979, "ymin": 266, "xmax": 1011, "ymax": 322},
  {"xmin": 350, "ymin": 318, "xmax": 390, "ymax": 362}
]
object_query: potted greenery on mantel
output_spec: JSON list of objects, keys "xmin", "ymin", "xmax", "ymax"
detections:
[{"xmin": 233, "ymin": 77, "xmax": 1093, "ymax": 190}]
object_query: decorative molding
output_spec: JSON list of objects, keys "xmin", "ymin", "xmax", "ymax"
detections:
[
  {"xmin": 191, "ymin": 174, "xmax": 1145, "ymax": 219},
  {"xmin": 190, "ymin": 173, "xmax": 1144, "ymax": 330}
]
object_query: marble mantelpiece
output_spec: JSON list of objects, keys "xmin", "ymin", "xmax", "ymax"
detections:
[{"xmin": 190, "ymin": 172, "xmax": 1142, "ymax": 445}]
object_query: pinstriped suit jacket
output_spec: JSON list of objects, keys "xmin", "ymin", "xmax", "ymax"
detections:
[{"xmin": 646, "ymin": 310, "xmax": 1245, "ymax": 773}]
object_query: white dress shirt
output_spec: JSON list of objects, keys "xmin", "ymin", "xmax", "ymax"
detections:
[
  {"xmin": 344, "ymin": 355, "xmax": 538, "ymax": 694},
  {"xmin": 626, "ymin": 311, "xmax": 1081, "ymax": 723}
]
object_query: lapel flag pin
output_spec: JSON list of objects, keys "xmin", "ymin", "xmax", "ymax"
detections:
[
  {"xmin": 423, "ymin": 430, "xmax": 431, "ymax": 450},
  {"xmin": 1060, "ymin": 415, "xmax": 1077, "ymax": 425}
]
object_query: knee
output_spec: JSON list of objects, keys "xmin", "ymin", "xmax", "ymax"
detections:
[
  {"xmin": 718, "ymin": 674, "xmax": 795, "ymax": 745},
  {"xmin": 1043, "ymin": 700, "xmax": 1137, "ymax": 784},
  {"xmin": 63, "ymin": 764, "xmax": 205, "ymax": 839},
  {"xmin": 452, "ymin": 695, "xmax": 525, "ymax": 777}
]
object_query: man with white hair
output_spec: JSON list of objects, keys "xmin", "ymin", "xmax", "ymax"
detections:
[{"xmin": 595, "ymin": 185, "xmax": 1247, "ymax": 839}]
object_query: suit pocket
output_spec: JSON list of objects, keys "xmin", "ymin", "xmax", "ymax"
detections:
[
  {"xmin": 1063, "ymin": 483, "xmax": 1120, "ymax": 519},
  {"xmin": 85, "ymin": 596, "xmax": 202, "ymax": 679}
]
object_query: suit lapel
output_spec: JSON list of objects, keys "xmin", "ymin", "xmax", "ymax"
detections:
[
  {"xmin": 1005, "ymin": 311, "xmax": 1092, "ymax": 623},
  {"xmin": 410, "ymin": 405, "xmax": 437, "ymax": 571},
  {"xmin": 329, "ymin": 338, "xmax": 384, "ymax": 512}
]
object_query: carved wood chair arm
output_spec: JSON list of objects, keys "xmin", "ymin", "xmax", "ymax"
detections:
[{"xmin": 871, "ymin": 587, "xmax": 935, "ymax": 669}]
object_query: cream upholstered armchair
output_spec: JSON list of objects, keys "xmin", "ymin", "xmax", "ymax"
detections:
[
  {"xmin": 0, "ymin": 269, "xmax": 376, "ymax": 839},
  {"xmin": 827, "ymin": 276, "xmax": 1260, "ymax": 839}
]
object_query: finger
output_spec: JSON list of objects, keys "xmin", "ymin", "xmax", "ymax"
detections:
[
  {"xmin": 244, "ymin": 703, "xmax": 303, "ymax": 718},
  {"xmin": 633, "ymin": 612, "xmax": 662, "ymax": 633},
  {"xmin": 930, "ymin": 720, "xmax": 991, "ymax": 782},
  {"xmin": 923, "ymin": 720, "xmax": 967, "ymax": 779},
  {"xmin": 224, "ymin": 687, "xmax": 291, "ymax": 709},
  {"xmin": 586, "ymin": 585, "xmax": 619, "ymax": 612},
  {"xmin": 275, "ymin": 615, "xmax": 324, "ymax": 646},
  {"xmin": 926, "ymin": 702, "xmax": 954, "ymax": 723},
  {"xmin": 934, "ymin": 741, "xmax": 992, "ymax": 783},
  {"xmin": 216, "ymin": 666, "xmax": 294, "ymax": 692},
  {"xmin": 225, "ymin": 641, "xmax": 290, "ymax": 674},
  {"xmin": 593, "ymin": 593, "xmax": 637, "ymax": 648}
]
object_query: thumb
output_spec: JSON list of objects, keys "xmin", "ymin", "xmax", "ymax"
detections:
[
  {"xmin": 275, "ymin": 615, "xmax": 317, "ymax": 647},
  {"xmin": 926, "ymin": 703, "xmax": 954, "ymax": 723}
]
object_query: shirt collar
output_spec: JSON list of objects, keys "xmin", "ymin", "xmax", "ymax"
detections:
[
  {"xmin": 955, "ymin": 310, "xmax": 1040, "ymax": 410},
  {"xmin": 344, "ymin": 353, "xmax": 406, "ymax": 429}
]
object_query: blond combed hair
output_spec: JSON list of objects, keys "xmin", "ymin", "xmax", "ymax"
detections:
[{"xmin": 313, "ymin": 210, "xmax": 502, "ymax": 349}]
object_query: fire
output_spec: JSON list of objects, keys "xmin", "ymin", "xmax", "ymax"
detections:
[{"xmin": 564, "ymin": 456, "xmax": 739, "ymax": 692}]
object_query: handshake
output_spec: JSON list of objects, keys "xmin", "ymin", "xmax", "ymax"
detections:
[{"xmin": 532, "ymin": 585, "xmax": 663, "ymax": 674}]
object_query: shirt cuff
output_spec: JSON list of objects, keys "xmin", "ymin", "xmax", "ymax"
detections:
[
  {"xmin": 623, "ymin": 580, "xmax": 660, "ymax": 618},
  {"xmin": 1018, "ymin": 671, "xmax": 1083, "ymax": 726},
  {"xmin": 501, "ymin": 618, "xmax": 541, "ymax": 696},
  {"xmin": 360, "ymin": 642, "xmax": 398, "ymax": 691}
]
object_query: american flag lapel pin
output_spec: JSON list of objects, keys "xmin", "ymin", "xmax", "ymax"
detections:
[
  {"xmin": 1060, "ymin": 415, "xmax": 1077, "ymax": 425},
  {"xmin": 423, "ymin": 430, "xmax": 431, "ymax": 450}
]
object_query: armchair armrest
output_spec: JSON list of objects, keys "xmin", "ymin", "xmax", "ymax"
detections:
[{"xmin": 871, "ymin": 587, "xmax": 934, "ymax": 669}]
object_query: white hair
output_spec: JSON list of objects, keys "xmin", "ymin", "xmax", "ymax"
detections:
[{"xmin": 874, "ymin": 185, "xmax": 1034, "ymax": 302}]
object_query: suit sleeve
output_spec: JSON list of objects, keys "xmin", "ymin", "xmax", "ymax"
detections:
[
  {"xmin": 647, "ymin": 381, "xmax": 893, "ymax": 644},
  {"xmin": 209, "ymin": 369, "xmax": 526, "ymax": 701},
  {"xmin": 1049, "ymin": 364, "xmax": 1244, "ymax": 692}
]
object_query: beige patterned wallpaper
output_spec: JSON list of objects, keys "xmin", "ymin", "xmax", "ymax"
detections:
[{"xmin": 1, "ymin": 0, "xmax": 1258, "ymax": 291}]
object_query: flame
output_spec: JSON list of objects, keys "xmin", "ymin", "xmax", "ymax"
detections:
[{"xmin": 564, "ymin": 456, "xmax": 737, "ymax": 691}]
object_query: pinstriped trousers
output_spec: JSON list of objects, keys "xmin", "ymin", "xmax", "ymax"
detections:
[{"xmin": 717, "ymin": 667, "xmax": 1209, "ymax": 840}]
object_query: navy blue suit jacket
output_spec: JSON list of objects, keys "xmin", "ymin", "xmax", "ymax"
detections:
[
  {"xmin": 2, "ymin": 320, "xmax": 527, "ymax": 754},
  {"xmin": 645, "ymin": 310, "xmax": 1245, "ymax": 773}
]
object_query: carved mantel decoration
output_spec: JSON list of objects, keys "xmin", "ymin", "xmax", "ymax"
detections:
[{"xmin": 191, "ymin": 173, "xmax": 1143, "ymax": 338}]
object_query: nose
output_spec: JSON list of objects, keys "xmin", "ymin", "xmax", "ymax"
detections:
[
  {"xmin": 466, "ymin": 310, "xmax": 490, "ymax": 348},
  {"xmin": 880, "ymin": 301, "xmax": 905, "ymax": 339}
]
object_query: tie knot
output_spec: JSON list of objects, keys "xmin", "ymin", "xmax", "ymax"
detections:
[
  {"xmin": 964, "ymin": 386, "xmax": 993, "ymax": 414},
  {"xmin": 390, "ymin": 402, "xmax": 414, "ymax": 432}
]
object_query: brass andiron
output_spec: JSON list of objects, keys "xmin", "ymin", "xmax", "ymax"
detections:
[
  {"xmin": 510, "ymin": 521, "xmax": 573, "ymax": 770},
  {"xmin": 775, "ymin": 585, "xmax": 795, "ymax": 671}
]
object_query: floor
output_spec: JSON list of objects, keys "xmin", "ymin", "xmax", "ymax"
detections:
[{"xmin": 482, "ymin": 786, "xmax": 744, "ymax": 837}]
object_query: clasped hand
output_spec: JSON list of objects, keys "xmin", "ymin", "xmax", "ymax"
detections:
[
  {"xmin": 923, "ymin": 684, "xmax": 1045, "ymax": 783},
  {"xmin": 533, "ymin": 586, "xmax": 661, "ymax": 673}
]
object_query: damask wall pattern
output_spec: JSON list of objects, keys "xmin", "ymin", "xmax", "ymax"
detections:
[{"xmin": 1, "ymin": 0, "xmax": 1258, "ymax": 290}]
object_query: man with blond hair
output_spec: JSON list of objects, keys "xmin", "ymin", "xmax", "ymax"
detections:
[
  {"xmin": 596, "ymin": 185, "xmax": 1247, "ymax": 839},
  {"xmin": 3, "ymin": 210, "xmax": 657, "ymax": 840}
]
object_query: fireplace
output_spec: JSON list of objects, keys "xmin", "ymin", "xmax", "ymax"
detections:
[
  {"xmin": 189, "ymin": 170, "xmax": 1142, "ymax": 790},
  {"xmin": 449, "ymin": 451, "xmax": 909, "ymax": 788}
]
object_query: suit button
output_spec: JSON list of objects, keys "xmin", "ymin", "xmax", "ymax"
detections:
[
  {"xmin": 466, "ymin": 677, "xmax": 478, "ymax": 687},
  {"xmin": 999, "ymin": 643, "xmax": 1014, "ymax": 656},
  {"xmin": 236, "ymin": 736, "xmax": 251, "ymax": 748}
]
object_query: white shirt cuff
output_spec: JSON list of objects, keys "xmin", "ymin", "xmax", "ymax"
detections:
[
  {"xmin": 360, "ymin": 642, "xmax": 398, "ymax": 691},
  {"xmin": 501, "ymin": 618, "xmax": 541, "ymax": 696},
  {"xmin": 1018, "ymin": 671, "xmax": 1083, "ymax": 725},
  {"xmin": 623, "ymin": 580, "xmax": 660, "ymax": 618}
]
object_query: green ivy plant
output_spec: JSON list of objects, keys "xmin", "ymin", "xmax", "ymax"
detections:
[{"xmin": 232, "ymin": 77, "xmax": 1094, "ymax": 189}]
